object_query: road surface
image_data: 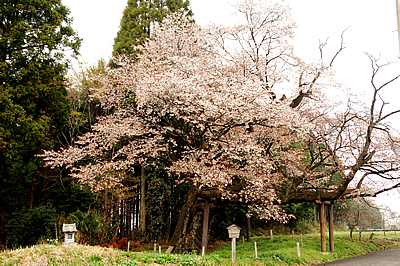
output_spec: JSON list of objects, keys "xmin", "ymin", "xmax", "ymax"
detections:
[{"xmin": 314, "ymin": 247, "xmax": 400, "ymax": 266}]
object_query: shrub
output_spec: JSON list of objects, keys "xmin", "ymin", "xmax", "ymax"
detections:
[{"xmin": 6, "ymin": 203, "xmax": 58, "ymax": 248}]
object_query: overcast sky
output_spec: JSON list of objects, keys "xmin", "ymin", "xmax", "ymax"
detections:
[{"xmin": 62, "ymin": 0, "xmax": 400, "ymax": 214}]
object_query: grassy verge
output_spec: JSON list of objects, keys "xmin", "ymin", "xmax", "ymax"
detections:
[
  {"xmin": 211, "ymin": 232, "xmax": 400, "ymax": 265},
  {"xmin": 1, "ymin": 232, "xmax": 399, "ymax": 265}
]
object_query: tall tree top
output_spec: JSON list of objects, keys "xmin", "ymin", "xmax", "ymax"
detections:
[
  {"xmin": 0, "ymin": 0, "xmax": 81, "ymax": 77},
  {"xmin": 112, "ymin": 0, "xmax": 192, "ymax": 57}
]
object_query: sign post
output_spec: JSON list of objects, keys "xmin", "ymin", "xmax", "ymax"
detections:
[{"xmin": 227, "ymin": 224, "xmax": 241, "ymax": 264}]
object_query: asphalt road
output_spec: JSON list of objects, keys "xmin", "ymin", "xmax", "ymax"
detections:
[{"xmin": 314, "ymin": 247, "xmax": 400, "ymax": 266}]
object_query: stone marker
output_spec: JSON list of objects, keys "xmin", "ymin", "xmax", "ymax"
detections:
[{"xmin": 62, "ymin": 223, "xmax": 78, "ymax": 246}]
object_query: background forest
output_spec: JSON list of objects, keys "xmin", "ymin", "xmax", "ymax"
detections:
[{"xmin": 1, "ymin": 0, "xmax": 399, "ymax": 250}]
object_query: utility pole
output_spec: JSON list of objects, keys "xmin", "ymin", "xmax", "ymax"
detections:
[{"xmin": 396, "ymin": 0, "xmax": 400, "ymax": 52}]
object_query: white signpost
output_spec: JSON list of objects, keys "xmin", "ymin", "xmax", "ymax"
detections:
[{"xmin": 227, "ymin": 224, "xmax": 241, "ymax": 264}]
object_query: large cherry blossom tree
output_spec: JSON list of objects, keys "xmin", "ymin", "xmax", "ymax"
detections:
[{"xmin": 43, "ymin": 0, "xmax": 400, "ymax": 248}]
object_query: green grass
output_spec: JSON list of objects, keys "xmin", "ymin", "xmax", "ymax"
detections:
[
  {"xmin": 210, "ymin": 232, "xmax": 400, "ymax": 265},
  {"xmin": 1, "ymin": 231, "xmax": 399, "ymax": 265}
]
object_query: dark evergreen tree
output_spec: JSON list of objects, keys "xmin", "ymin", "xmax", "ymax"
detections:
[
  {"xmin": 0, "ymin": 0, "xmax": 81, "ymax": 245},
  {"xmin": 113, "ymin": 0, "xmax": 192, "ymax": 57}
]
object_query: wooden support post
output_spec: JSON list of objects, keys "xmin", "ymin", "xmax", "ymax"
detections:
[
  {"xmin": 254, "ymin": 242, "xmax": 258, "ymax": 258},
  {"xmin": 270, "ymin": 229, "xmax": 273, "ymax": 241},
  {"xmin": 329, "ymin": 203, "xmax": 334, "ymax": 253},
  {"xmin": 202, "ymin": 199, "xmax": 210, "ymax": 255},
  {"xmin": 292, "ymin": 230, "xmax": 294, "ymax": 241},
  {"xmin": 320, "ymin": 202, "xmax": 326, "ymax": 252}
]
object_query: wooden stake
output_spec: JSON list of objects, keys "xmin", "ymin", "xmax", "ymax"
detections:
[
  {"xmin": 127, "ymin": 241, "xmax": 130, "ymax": 252},
  {"xmin": 154, "ymin": 242, "xmax": 157, "ymax": 252},
  {"xmin": 159, "ymin": 245, "xmax": 161, "ymax": 254},
  {"xmin": 270, "ymin": 229, "xmax": 273, "ymax": 241},
  {"xmin": 255, "ymin": 242, "xmax": 258, "ymax": 258},
  {"xmin": 301, "ymin": 234, "xmax": 303, "ymax": 248},
  {"xmin": 292, "ymin": 230, "xmax": 294, "ymax": 241}
]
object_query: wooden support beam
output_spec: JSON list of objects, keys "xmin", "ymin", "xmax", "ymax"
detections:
[
  {"xmin": 320, "ymin": 202, "xmax": 326, "ymax": 252},
  {"xmin": 202, "ymin": 199, "xmax": 210, "ymax": 253},
  {"xmin": 329, "ymin": 203, "xmax": 334, "ymax": 253}
]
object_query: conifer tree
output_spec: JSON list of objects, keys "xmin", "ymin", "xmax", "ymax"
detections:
[
  {"xmin": 0, "ymin": 0, "xmax": 81, "ymax": 245},
  {"xmin": 113, "ymin": 0, "xmax": 192, "ymax": 57}
]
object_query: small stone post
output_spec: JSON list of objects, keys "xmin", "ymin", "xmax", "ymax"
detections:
[{"xmin": 297, "ymin": 242, "xmax": 301, "ymax": 257}]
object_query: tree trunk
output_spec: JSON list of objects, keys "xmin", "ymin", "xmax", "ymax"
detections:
[
  {"xmin": 246, "ymin": 205, "xmax": 251, "ymax": 242},
  {"xmin": 168, "ymin": 185, "xmax": 203, "ymax": 249},
  {"xmin": 140, "ymin": 167, "xmax": 146, "ymax": 232},
  {"xmin": 135, "ymin": 192, "xmax": 139, "ymax": 229},
  {"xmin": 168, "ymin": 185, "xmax": 228, "ymax": 251}
]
